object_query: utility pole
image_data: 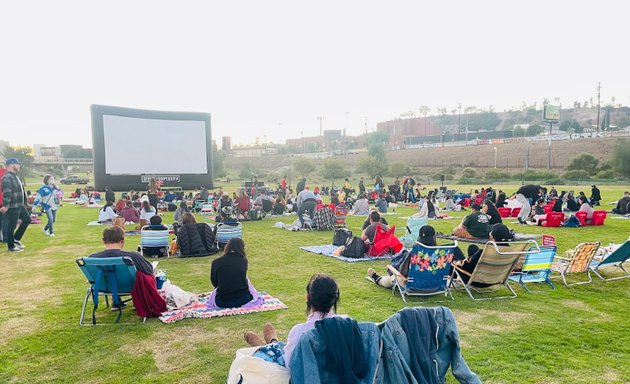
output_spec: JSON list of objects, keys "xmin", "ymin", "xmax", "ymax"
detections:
[
  {"xmin": 364, "ymin": 117, "xmax": 368, "ymax": 134},
  {"xmin": 596, "ymin": 82, "xmax": 601, "ymax": 134},
  {"xmin": 457, "ymin": 103, "xmax": 462, "ymax": 135},
  {"xmin": 317, "ymin": 116, "xmax": 324, "ymax": 136}
]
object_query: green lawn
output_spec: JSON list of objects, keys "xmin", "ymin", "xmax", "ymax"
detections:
[{"xmin": 1, "ymin": 183, "xmax": 629, "ymax": 383}]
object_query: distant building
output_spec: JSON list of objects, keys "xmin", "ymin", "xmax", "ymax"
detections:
[
  {"xmin": 232, "ymin": 146, "xmax": 266, "ymax": 158},
  {"xmin": 33, "ymin": 144, "xmax": 61, "ymax": 161},
  {"xmin": 222, "ymin": 136, "xmax": 232, "ymax": 152},
  {"xmin": 377, "ymin": 117, "xmax": 441, "ymax": 144},
  {"xmin": 323, "ymin": 130, "xmax": 342, "ymax": 141}
]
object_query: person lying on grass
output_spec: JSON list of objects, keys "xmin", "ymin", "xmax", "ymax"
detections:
[{"xmin": 242, "ymin": 273, "xmax": 343, "ymax": 367}]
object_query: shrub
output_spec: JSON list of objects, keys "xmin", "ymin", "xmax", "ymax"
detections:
[
  {"xmin": 563, "ymin": 170, "xmax": 591, "ymax": 180},
  {"xmin": 461, "ymin": 168, "xmax": 477, "ymax": 178},
  {"xmin": 388, "ymin": 161, "xmax": 412, "ymax": 177},
  {"xmin": 566, "ymin": 154, "xmax": 599, "ymax": 175},
  {"xmin": 459, "ymin": 178, "xmax": 477, "ymax": 185},
  {"xmin": 595, "ymin": 169, "xmax": 615, "ymax": 179},
  {"xmin": 512, "ymin": 170, "xmax": 556, "ymax": 181},
  {"xmin": 356, "ymin": 157, "xmax": 389, "ymax": 179},
  {"xmin": 612, "ymin": 139, "xmax": 630, "ymax": 179},
  {"xmin": 543, "ymin": 178, "xmax": 566, "ymax": 185},
  {"xmin": 484, "ymin": 169, "xmax": 511, "ymax": 181}
]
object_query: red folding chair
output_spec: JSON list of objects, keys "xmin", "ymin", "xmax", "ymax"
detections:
[
  {"xmin": 511, "ymin": 207, "xmax": 522, "ymax": 218},
  {"xmin": 498, "ymin": 207, "xmax": 512, "ymax": 218},
  {"xmin": 543, "ymin": 205, "xmax": 553, "ymax": 214},
  {"xmin": 540, "ymin": 212, "xmax": 565, "ymax": 227},
  {"xmin": 591, "ymin": 210, "xmax": 607, "ymax": 225},
  {"xmin": 574, "ymin": 211, "xmax": 588, "ymax": 226}
]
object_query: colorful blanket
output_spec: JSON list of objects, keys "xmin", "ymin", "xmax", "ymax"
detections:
[
  {"xmin": 158, "ymin": 292, "xmax": 287, "ymax": 324},
  {"xmin": 300, "ymin": 245, "xmax": 394, "ymax": 262}
]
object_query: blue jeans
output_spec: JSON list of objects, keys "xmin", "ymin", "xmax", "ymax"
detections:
[
  {"xmin": 297, "ymin": 200, "xmax": 316, "ymax": 227},
  {"xmin": 44, "ymin": 209, "xmax": 57, "ymax": 234}
]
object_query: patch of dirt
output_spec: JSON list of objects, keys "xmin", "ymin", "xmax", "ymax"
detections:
[
  {"xmin": 0, "ymin": 317, "xmax": 44, "ymax": 346},
  {"xmin": 560, "ymin": 299, "xmax": 592, "ymax": 311},
  {"xmin": 453, "ymin": 309, "xmax": 531, "ymax": 334}
]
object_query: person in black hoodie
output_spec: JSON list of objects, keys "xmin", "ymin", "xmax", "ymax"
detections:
[{"xmin": 210, "ymin": 238, "xmax": 254, "ymax": 308}]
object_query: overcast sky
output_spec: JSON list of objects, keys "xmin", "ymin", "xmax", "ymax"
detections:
[{"xmin": 1, "ymin": 0, "xmax": 628, "ymax": 148}]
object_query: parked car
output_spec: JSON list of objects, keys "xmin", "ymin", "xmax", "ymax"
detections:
[{"xmin": 60, "ymin": 175, "xmax": 89, "ymax": 184}]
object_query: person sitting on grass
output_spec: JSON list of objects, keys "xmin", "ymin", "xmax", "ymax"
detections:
[
  {"xmin": 362, "ymin": 210, "xmax": 389, "ymax": 244},
  {"xmin": 452, "ymin": 224, "xmax": 514, "ymax": 287},
  {"xmin": 242, "ymin": 273, "xmax": 343, "ymax": 367},
  {"xmin": 366, "ymin": 225, "xmax": 465, "ymax": 289},
  {"xmin": 120, "ymin": 201, "xmax": 140, "ymax": 223},
  {"xmin": 350, "ymin": 193, "xmax": 369, "ymax": 215},
  {"xmin": 139, "ymin": 201, "xmax": 156, "ymax": 222},
  {"xmin": 209, "ymin": 238, "xmax": 260, "ymax": 309},
  {"xmin": 578, "ymin": 195, "xmax": 594, "ymax": 223},
  {"xmin": 482, "ymin": 199, "xmax": 502, "ymax": 225},
  {"xmin": 97, "ymin": 200, "xmax": 118, "ymax": 223},
  {"xmin": 612, "ymin": 191, "xmax": 630, "ymax": 215},
  {"xmin": 361, "ymin": 208, "xmax": 388, "ymax": 230},
  {"xmin": 173, "ymin": 201, "xmax": 190, "ymax": 225},
  {"xmin": 138, "ymin": 215, "xmax": 169, "ymax": 258},
  {"xmin": 452, "ymin": 203, "xmax": 490, "ymax": 239}
]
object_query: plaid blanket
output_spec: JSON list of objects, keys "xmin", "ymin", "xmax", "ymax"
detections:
[
  {"xmin": 158, "ymin": 292, "xmax": 287, "ymax": 324},
  {"xmin": 300, "ymin": 244, "xmax": 394, "ymax": 262}
]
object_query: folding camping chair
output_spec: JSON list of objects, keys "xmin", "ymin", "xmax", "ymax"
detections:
[
  {"xmin": 333, "ymin": 204, "xmax": 350, "ymax": 228},
  {"xmin": 540, "ymin": 212, "xmax": 565, "ymax": 227},
  {"xmin": 508, "ymin": 246, "xmax": 556, "ymax": 292},
  {"xmin": 589, "ymin": 240, "xmax": 630, "ymax": 281},
  {"xmin": 450, "ymin": 240, "xmax": 539, "ymax": 300},
  {"xmin": 139, "ymin": 228, "xmax": 170, "ymax": 258},
  {"xmin": 388, "ymin": 242, "xmax": 458, "ymax": 302},
  {"xmin": 75, "ymin": 256, "xmax": 143, "ymax": 325},
  {"xmin": 192, "ymin": 200, "xmax": 206, "ymax": 213},
  {"xmin": 552, "ymin": 242, "xmax": 600, "ymax": 286},
  {"xmin": 399, "ymin": 216, "xmax": 429, "ymax": 248},
  {"xmin": 367, "ymin": 225, "xmax": 402, "ymax": 256}
]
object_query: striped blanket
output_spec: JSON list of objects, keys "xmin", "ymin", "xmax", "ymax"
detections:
[{"xmin": 300, "ymin": 244, "xmax": 394, "ymax": 262}]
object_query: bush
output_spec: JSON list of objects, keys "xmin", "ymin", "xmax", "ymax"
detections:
[
  {"xmin": 461, "ymin": 168, "xmax": 477, "ymax": 178},
  {"xmin": 563, "ymin": 170, "xmax": 591, "ymax": 180},
  {"xmin": 543, "ymin": 178, "xmax": 566, "ymax": 185},
  {"xmin": 458, "ymin": 178, "xmax": 477, "ymax": 185},
  {"xmin": 356, "ymin": 157, "xmax": 389, "ymax": 179},
  {"xmin": 612, "ymin": 139, "xmax": 630, "ymax": 179},
  {"xmin": 512, "ymin": 170, "xmax": 556, "ymax": 181},
  {"xmin": 567, "ymin": 154, "xmax": 599, "ymax": 175},
  {"xmin": 388, "ymin": 161, "xmax": 412, "ymax": 177},
  {"xmin": 595, "ymin": 169, "xmax": 615, "ymax": 179},
  {"xmin": 484, "ymin": 169, "xmax": 511, "ymax": 181}
]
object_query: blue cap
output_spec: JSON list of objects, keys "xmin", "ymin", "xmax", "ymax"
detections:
[{"xmin": 5, "ymin": 158, "xmax": 20, "ymax": 166}]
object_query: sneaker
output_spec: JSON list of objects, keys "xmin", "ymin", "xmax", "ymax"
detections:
[
  {"xmin": 8, "ymin": 247, "xmax": 23, "ymax": 253},
  {"xmin": 244, "ymin": 331, "xmax": 265, "ymax": 347},
  {"xmin": 43, "ymin": 228, "xmax": 49, "ymax": 235},
  {"xmin": 14, "ymin": 240, "xmax": 25, "ymax": 249},
  {"xmin": 263, "ymin": 323, "xmax": 278, "ymax": 344},
  {"xmin": 49, "ymin": 233, "xmax": 55, "ymax": 237}
]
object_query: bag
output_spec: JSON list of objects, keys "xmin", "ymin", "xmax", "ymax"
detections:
[
  {"xmin": 390, "ymin": 249, "xmax": 411, "ymax": 277},
  {"xmin": 563, "ymin": 215, "xmax": 581, "ymax": 228},
  {"xmin": 341, "ymin": 236, "xmax": 367, "ymax": 258},
  {"xmin": 227, "ymin": 347, "xmax": 290, "ymax": 384},
  {"xmin": 333, "ymin": 228, "xmax": 353, "ymax": 246},
  {"xmin": 249, "ymin": 208, "xmax": 263, "ymax": 221},
  {"xmin": 313, "ymin": 206, "xmax": 335, "ymax": 231},
  {"xmin": 167, "ymin": 203, "xmax": 177, "ymax": 212}
]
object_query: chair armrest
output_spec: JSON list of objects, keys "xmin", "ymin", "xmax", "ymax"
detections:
[{"xmin": 554, "ymin": 256, "xmax": 571, "ymax": 261}]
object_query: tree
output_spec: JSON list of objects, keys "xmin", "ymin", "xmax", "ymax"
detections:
[
  {"xmin": 513, "ymin": 127, "xmax": 526, "ymax": 137},
  {"xmin": 356, "ymin": 157, "xmax": 388, "ymax": 179},
  {"xmin": 292, "ymin": 157, "xmax": 315, "ymax": 177},
  {"xmin": 320, "ymin": 159, "xmax": 347, "ymax": 184},
  {"xmin": 567, "ymin": 153, "xmax": 599, "ymax": 175},
  {"xmin": 365, "ymin": 131, "xmax": 389, "ymax": 162},
  {"xmin": 526, "ymin": 124, "xmax": 545, "ymax": 136},
  {"xmin": 612, "ymin": 139, "xmax": 630, "ymax": 178},
  {"xmin": 1, "ymin": 146, "xmax": 34, "ymax": 175},
  {"xmin": 238, "ymin": 161, "xmax": 257, "ymax": 179},
  {"xmin": 213, "ymin": 150, "xmax": 227, "ymax": 178},
  {"xmin": 559, "ymin": 119, "xmax": 581, "ymax": 132}
]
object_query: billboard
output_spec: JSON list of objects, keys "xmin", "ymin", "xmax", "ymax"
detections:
[{"xmin": 542, "ymin": 105, "xmax": 560, "ymax": 122}]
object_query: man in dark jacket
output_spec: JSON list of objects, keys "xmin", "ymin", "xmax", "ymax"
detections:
[
  {"xmin": 0, "ymin": 158, "xmax": 30, "ymax": 252},
  {"xmin": 590, "ymin": 185, "xmax": 602, "ymax": 206}
]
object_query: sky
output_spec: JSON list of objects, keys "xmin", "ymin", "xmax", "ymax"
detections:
[{"xmin": 1, "ymin": 0, "xmax": 628, "ymax": 148}]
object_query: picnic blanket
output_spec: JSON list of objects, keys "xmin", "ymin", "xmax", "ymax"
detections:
[
  {"xmin": 300, "ymin": 244, "xmax": 394, "ymax": 262},
  {"xmin": 158, "ymin": 291, "xmax": 287, "ymax": 324},
  {"xmin": 437, "ymin": 233, "xmax": 541, "ymax": 244}
]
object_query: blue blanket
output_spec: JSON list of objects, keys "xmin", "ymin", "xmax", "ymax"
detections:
[{"xmin": 300, "ymin": 245, "xmax": 393, "ymax": 262}]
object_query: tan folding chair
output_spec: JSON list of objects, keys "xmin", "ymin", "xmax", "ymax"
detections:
[
  {"xmin": 450, "ymin": 240, "xmax": 539, "ymax": 301},
  {"xmin": 553, "ymin": 242, "xmax": 600, "ymax": 286}
]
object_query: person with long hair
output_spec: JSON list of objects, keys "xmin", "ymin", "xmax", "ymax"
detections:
[
  {"xmin": 173, "ymin": 201, "xmax": 190, "ymax": 225},
  {"xmin": 38, "ymin": 175, "xmax": 59, "ymax": 237},
  {"xmin": 209, "ymin": 238, "xmax": 259, "ymax": 309},
  {"xmin": 481, "ymin": 199, "xmax": 502, "ymax": 225},
  {"xmin": 243, "ymin": 273, "xmax": 342, "ymax": 366},
  {"xmin": 140, "ymin": 200, "xmax": 156, "ymax": 222},
  {"xmin": 98, "ymin": 200, "xmax": 117, "ymax": 223}
]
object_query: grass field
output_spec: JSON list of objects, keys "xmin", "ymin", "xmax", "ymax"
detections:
[{"xmin": 1, "ymin": 182, "xmax": 629, "ymax": 383}]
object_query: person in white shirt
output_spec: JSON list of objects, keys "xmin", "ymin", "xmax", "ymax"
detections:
[{"xmin": 98, "ymin": 201, "xmax": 118, "ymax": 223}]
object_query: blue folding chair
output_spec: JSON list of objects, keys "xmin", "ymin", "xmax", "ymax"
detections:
[
  {"xmin": 140, "ymin": 228, "xmax": 170, "ymax": 258},
  {"xmin": 508, "ymin": 246, "xmax": 556, "ymax": 292},
  {"xmin": 75, "ymin": 257, "xmax": 138, "ymax": 325},
  {"xmin": 388, "ymin": 242, "xmax": 457, "ymax": 301},
  {"xmin": 398, "ymin": 216, "xmax": 429, "ymax": 248},
  {"xmin": 589, "ymin": 240, "xmax": 630, "ymax": 281}
]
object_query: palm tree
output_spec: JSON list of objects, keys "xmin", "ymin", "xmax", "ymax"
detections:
[{"xmin": 418, "ymin": 106, "xmax": 431, "ymax": 136}]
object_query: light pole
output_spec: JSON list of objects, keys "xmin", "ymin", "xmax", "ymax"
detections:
[{"xmin": 493, "ymin": 147, "xmax": 497, "ymax": 168}]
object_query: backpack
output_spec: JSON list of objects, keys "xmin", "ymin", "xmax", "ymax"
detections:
[
  {"xmin": 167, "ymin": 203, "xmax": 177, "ymax": 212},
  {"xmin": 332, "ymin": 228, "xmax": 353, "ymax": 246},
  {"xmin": 341, "ymin": 236, "xmax": 367, "ymax": 258},
  {"xmin": 313, "ymin": 206, "xmax": 335, "ymax": 231},
  {"xmin": 563, "ymin": 215, "xmax": 581, "ymax": 228}
]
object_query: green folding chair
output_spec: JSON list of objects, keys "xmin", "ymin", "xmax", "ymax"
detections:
[{"xmin": 589, "ymin": 240, "xmax": 630, "ymax": 281}]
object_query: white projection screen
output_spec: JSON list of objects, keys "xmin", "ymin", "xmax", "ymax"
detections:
[{"xmin": 91, "ymin": 105, "xmax": 213, "ymax": 191}]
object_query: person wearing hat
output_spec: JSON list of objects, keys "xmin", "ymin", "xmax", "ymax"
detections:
[
  {"xmin": 452, "ymin": 202, "xmax": 490, "ymax": 239},
  {"xmin": 0, "ymin": 158, "xmax": 31, "ymax": 252},
  {"xmin": 366, "ymin": 225, "xmax": 465, "ymax": 288}
]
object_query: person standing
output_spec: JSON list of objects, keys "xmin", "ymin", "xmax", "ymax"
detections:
[
  {"xmin": 38, "ymin": 175, "xmax": 59, "ymax": 237},
  {"xmin": 105, "ymin": 186, "xmax": 116, "ymax": 204},
  {"xmin": 296, "ymin": 188, "xmax": 317, "ymax": 227},
  {"xmin": 296, "ymin": 178, "xmax": 306, "ymax": 194},
  {"xmin": 0, "ymin": 158, "xmax": 31, "ymax": 252},
  {"xmin": 590, "ymin": 185, "xmax": 602, "ymax": 206},
  {"xmin": 358, "ymin": 176, "xmax": 366, "ymax": 196}
]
